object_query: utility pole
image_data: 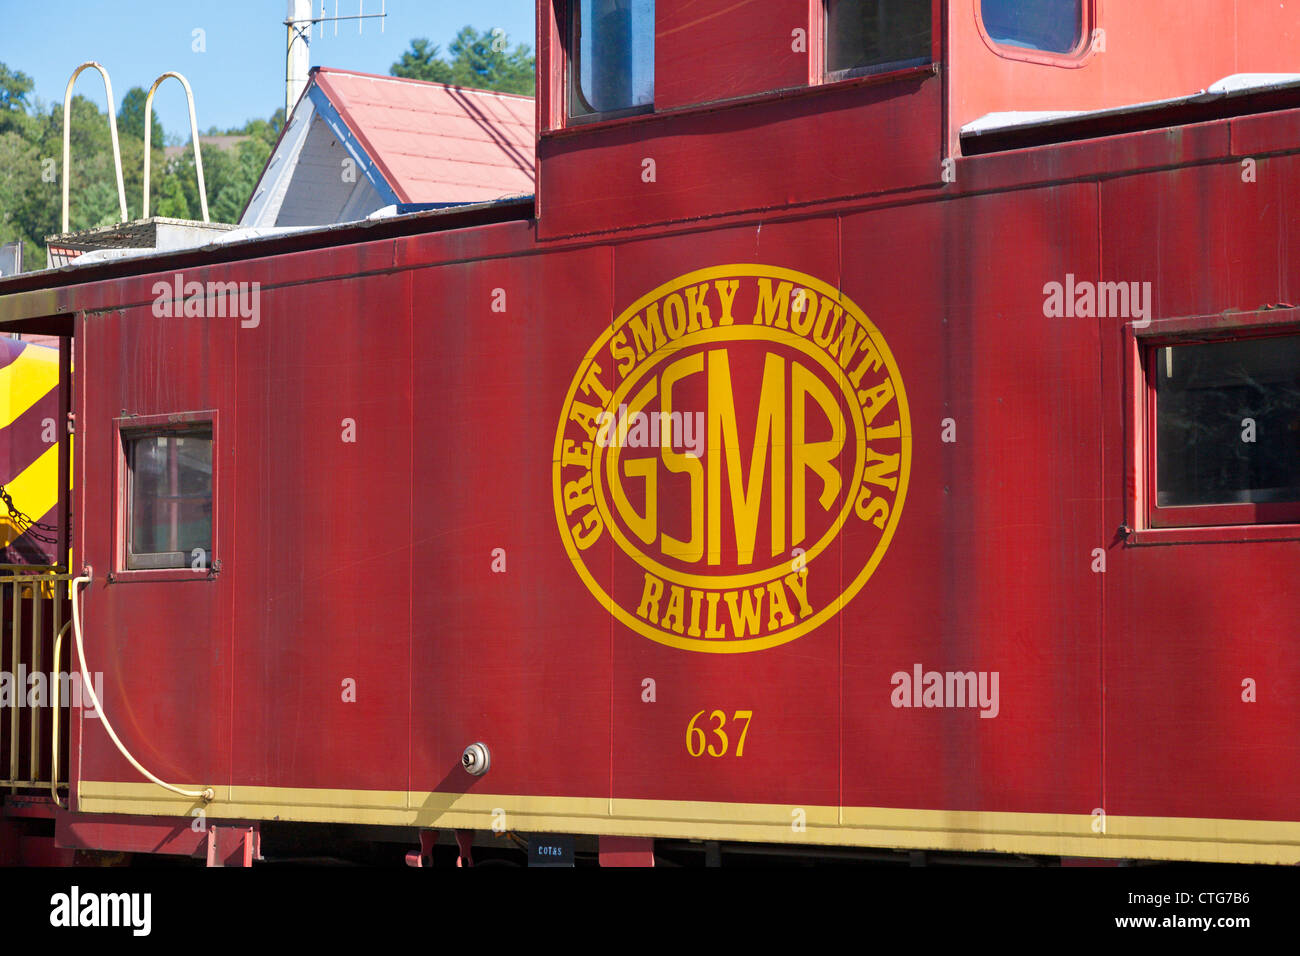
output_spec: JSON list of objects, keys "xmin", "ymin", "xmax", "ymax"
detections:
[
  {"xmin": 286, "ymin": 0, "xmax": 313, "ymax": 118},
  {"xmin": 285, "ymin": 1, "xmax": 387, "ymax": 118}
]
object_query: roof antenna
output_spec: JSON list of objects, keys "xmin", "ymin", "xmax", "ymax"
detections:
[{"xmin": 285, "ymin": 0, "xmax": 387, "ymax": 118}]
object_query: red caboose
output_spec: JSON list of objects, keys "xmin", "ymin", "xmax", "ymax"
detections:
[{"xmin": 2, "ymin": 0, "xmax": 1300, "ymax": 866}]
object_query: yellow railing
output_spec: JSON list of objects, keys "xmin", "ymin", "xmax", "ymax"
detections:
[{"xmin": 0, "ymin": 566, "xmax": 73, "ymax": 804}]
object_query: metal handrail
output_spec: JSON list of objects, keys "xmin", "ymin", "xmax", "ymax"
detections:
[
  {"xmin": 142, "ymin": 71, "xmax": 209, "ymax": 222},
  {"xmin": 0, "ymin": 568, "xmax": 72, "ymax": 798},
  {"xmin": 49, "ymin": 620, "xmax": 72, "ymax": 807},
  {"xmin": 61, "ymin": 62, "xmax": 128, "ymax": 234}
]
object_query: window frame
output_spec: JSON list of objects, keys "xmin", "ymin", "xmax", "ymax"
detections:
[
  {"xmin": 819, "ymin": 0, "xmax": 943, "ymax": 84},
  {"xmin": 112, "ymin": 410, "xmax": 219, "ymax": 582},
  {"xmin": 1126, "ymin": 312, "xmax": 1300, "ymax": 545},
  {"xmin": 974, "ymin": 0, "xmax": 1097, "ymax": 68},
  {"xmin": 564, "ymin": 0, "xmax": 656, "ymax": 126}
]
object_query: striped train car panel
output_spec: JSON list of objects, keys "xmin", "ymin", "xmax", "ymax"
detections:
[
  {"xmin": 0, "ymin": 338, "xmax": 62, "ymax": 566},
  {"xmin": 1, "ymin": 1, "xmax": 1300, "ymax": 865}
]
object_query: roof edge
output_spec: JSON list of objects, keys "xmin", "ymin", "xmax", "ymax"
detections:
[
  {"xmin": 312, "ymin": 65, "xmax": 536, "ymax": 102},
  {"xmin": 0, "ymin": 197, "xmax": 535, "ymax": 300}
]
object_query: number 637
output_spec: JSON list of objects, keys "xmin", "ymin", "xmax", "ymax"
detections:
[{"xmin": 686, "ymin": 709, "xmax": 753, "ymax": 757}]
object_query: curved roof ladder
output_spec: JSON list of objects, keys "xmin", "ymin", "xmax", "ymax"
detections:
[
  {"xmin": 142, "ymin": 71, "xmax": 209, "ymax": 222},
  {"xmin": 61, "ymin": 62, "xmax": 128, "ymax": 234}
]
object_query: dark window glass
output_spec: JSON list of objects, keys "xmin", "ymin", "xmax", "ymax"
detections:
[
  {"xmin": 981, "ymin": 0, "xmax": 1084, "ymax": 54},
  {"xmin": 570, "ymin": 0, "xmax": 655, "ymax": 119},
  {"xmin": 1155, "ymin": 336, "xmax": 1300, "ymax": 507},
  {"xmin": 826, "ymin": 0, "xmax": 932, "ymax": 77},
  {"xmin": 127, "ymin": 430, "xmax": 213, "ymax": 569}
]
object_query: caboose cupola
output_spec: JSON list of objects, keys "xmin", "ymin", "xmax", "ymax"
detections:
[{"xmin": 535, "ymin": 1, "xmax": 1300, "ymax": 238}]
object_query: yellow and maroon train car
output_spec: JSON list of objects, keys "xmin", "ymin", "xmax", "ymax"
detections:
[
  {"xmin": 0, "ymin": 337, "xmax": 62, "ymax": 567},
  {"xmin": 2, "ymin": 0, "xmax": 1300, "ymax": 866}
]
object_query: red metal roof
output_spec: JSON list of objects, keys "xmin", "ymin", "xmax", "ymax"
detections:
[{"xmin": 311, "ymin": 67, "xmax": 535, "ymax": 204}]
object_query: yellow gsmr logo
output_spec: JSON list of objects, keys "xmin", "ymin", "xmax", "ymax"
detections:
[{"xmin": 553, "ymin": 265, "xmax": 910, "ymax": 653}]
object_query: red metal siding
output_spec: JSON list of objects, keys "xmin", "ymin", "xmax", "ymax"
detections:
[
  {"xmin": 952, "ymin": 0, "xmax": 1300, "ymax": 152},
  {"xmin": 74, "ymin": 304, "xmax": 236, "ymax": 792},
  {"xmin": 537, "ymin": 75, "xmax": 942, "ymax": 238},
  {"xmin": 654, "ymin": 1, "xmax": 811, "ymax": 110},
  {"xmin": 838, "ymin": 183, "xmax": 1104, "ymax": 813},
  {"xmin": 228, "ymin": 266, "xmax": 414, "ymax": 791},
  {"xmin": 1099, "ymin": 156, "xmax": 1300, "ymax": 823},
  {"xmin": 408, "ymin": 248, "xmax": 616, "ymax": 799},
  {"xmin": 606, "ymin": 218, "xmax": 843, "ymax": 807}
]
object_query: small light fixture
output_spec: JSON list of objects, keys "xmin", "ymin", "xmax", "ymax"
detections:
[{"xmin": 462, "ymin": 742, "xmax": 490, "ymax": 776}]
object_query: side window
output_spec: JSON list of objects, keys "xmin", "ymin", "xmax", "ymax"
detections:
[
  {"xmin": 825, "ymin": 0, "xmax": 933, "ymax": 79},
  {"xmin": 980, "ymin": 0, "xmax": 1085, "ymax": 55},
  {"xmin": 1149, "ymin": 333, "xmax": 1300, "ymax": 526},
  {"xmin": 124, "ymin": 427, "xmax": 213, "ymax": 570},
  {"xmin": 569, "ymin": 0, "xmax": 655, "ymax": 122}
]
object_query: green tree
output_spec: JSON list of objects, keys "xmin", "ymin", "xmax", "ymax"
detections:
[
  {"xmin": 446, "ymin": 26, "xmax": 534, "ymax": 94},
  {"xmin": 0, "ymin": 64, "xmax": 34, "ymax": 113},
  {"xmin": 230, "ymin": 109, "xmax": 284, "ymax": 149},
  {"xmin": 390, "ymin": 38, "xmax": 454, "ymax": 84},
  {"xmin": 210, "ymin": 138, "xmax": 270, "ymax": 222},
  {"xmin": 117, "ymin": 86, "xmax": 165, "ymax": 146},
  {"xmin": 391, "ymin": 27, "xmax": 535, "ymax": 94},
  {"xmin": 0, "ymin": 129, "xmax": 43, "ymax": 265},
  {"xmin": 150, "ymin": 161, "xmax": 192, "ymax": 220}
]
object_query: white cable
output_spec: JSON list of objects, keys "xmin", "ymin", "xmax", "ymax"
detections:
[{"xmin": 70, "ymin": 572, "xmax": 214, "ymax": 803}]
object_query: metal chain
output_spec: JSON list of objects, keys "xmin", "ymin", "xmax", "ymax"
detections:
[{"xmin": 0, "ymin": 484, "xmax": 58, "ymax": 544}]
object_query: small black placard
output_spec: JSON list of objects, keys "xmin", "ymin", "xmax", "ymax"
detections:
[{"xmin": 528, "ymin": 834, "xmax": 575, "ymax": 867}]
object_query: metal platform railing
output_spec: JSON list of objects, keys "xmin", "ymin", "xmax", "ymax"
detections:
[
  {"xmin": 61, "ymin": 62, "xmax": 128, "ymax": 235},
  {"xmin": 142, "ymin": 71, "xmax": 209, "ymax": 222},
  {"xmin": 0, "ymin": 567, "xmax": 73, "ymax": 804}
]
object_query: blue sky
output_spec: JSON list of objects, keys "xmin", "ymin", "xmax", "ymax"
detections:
[{"xmin": 0, "ymin": 0, "xmax": 536, "ymax": 140}]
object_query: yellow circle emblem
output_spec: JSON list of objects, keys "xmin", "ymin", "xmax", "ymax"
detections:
[{"xmin": 553, "ymin": 265, "xmax": 910, "ymax": 652}]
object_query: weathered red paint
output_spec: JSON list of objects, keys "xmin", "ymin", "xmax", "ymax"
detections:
[
  {"xmin": 598, "ymin": 836, "xmax": 654, "ymax": 868},
  {"xmin": 55, "ymin": 811, "xmax": 208, "ymax": 857},
  {"xmin": 653, "ymin": 0, "xmax": 812, "ymax": 109}
]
